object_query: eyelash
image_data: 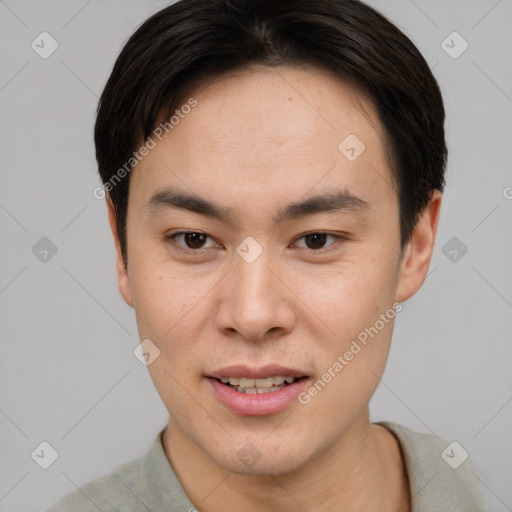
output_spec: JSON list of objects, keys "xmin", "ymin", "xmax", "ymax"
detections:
[{"xmin": 164, "ymin": 230, "xmax": 345, "ymax": 255}]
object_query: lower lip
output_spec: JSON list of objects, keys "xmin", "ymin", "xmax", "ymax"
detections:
[{"xmin": 208, "ymin": 377, "xmax": 309, "ymax": 416}]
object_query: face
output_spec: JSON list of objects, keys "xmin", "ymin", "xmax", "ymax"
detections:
[{"xmin": 108, "ymin": 64, "xmax": 440, "ymax": 476}]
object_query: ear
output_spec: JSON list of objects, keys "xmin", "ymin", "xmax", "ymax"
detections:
[
  {"xmin": 395, "ymin": 190, "xmax": 442, "ymax": 303},
  {"xmin": 106, "ymin": 195, "xmax": 134, "ymax": 307}
]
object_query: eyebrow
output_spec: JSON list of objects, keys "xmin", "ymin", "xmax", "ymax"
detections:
[{"xmin": 145, "ymin": 187, "xmax": 371, "ymax": 225}]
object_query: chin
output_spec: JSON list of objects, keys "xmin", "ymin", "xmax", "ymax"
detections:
[{"xmin": 208, "ymin": 439, "xmax": 313, "ymax": 477}]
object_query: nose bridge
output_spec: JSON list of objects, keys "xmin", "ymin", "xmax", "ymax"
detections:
[
  {"xmin": 232, "ymin": 242, "xmax": 276, "ymax": 311},
  {"xmin": 218, "ymin": 241, "xmax": 295, "ymax": 341}
]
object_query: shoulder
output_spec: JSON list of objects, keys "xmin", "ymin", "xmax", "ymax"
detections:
[
  {"xmin": 45, "ymin": 458, "xmax": 149, "ymax": 512},
  {"xmin": 377, "ymin": 421, "xmax": 490, "ymax": 512}
]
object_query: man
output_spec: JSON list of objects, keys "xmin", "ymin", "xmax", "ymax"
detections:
[{"xmin": 48, "ymin": 0, "xmax": 489, "ymax": 510}]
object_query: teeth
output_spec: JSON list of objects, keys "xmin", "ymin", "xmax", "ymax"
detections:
[
  {"xmin": 220, "ymin": 376, "xmax": 296, "ymax": 387},
  {"xmin": 255, "ymin": 378, "xmax": 274, "ymax": 388},
  {"xmin": 235, "ymin": 385, "xmax": 288, "ymax": 394},
  {"xmin": 220, "ymin": 375, "xmax": 299, "ymax": 393},
  {"xmin": 239, "ymin": 378, "xmax": 256, "ymax": 388}
]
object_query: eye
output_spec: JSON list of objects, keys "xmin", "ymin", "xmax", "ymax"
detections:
[
  {"xmin": 294, "ymin": 232, "xmax": 341, "ymax": 251},
  {"xmin": 165, "ymin": 230, "xmax": 344, "ymax": 254},
  {"xmin": 166, "ymin": 231, "xmax": 219, "ymax": 251}
]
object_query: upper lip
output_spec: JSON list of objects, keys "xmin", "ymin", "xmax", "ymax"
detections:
[{"xmin": 207, "ymin": 364, "xmax": 308, "ymax": 380}]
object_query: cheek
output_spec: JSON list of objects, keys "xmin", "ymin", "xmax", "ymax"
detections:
[
  {"xmin": 294, "ymin": 250, "xmax": 399, "ymax": 334},
  {"xmin": 291, "ymin": 251, "xmax": 400, "ymax": 415},
  {"xmin": 130, "ymin": 270, "xmax": 173, "ymax": 338},
  {"xmin": 129, "ymin": 260, "xmax": 211, "ymax": 411},
  {"xmin": 295, "ymin": 278, "xmax": 398, "ymax": 440},
  {"xmin": 129, "ymin": 253, "xmax": 201, "ymax": 335},
  {"xmin": 129, "ymin": 255, "xmax": 222, "ymax": 382}
]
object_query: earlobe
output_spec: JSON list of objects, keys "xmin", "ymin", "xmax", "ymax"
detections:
[
  {"xmin": 395, "ymin": 190, "xmax": 442, "ymax": 303},
  {"xmin": 105, "ymin": 195, "xmax": 134, "ymax": 308}
]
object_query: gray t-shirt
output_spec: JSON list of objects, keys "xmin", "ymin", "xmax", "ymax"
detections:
[{"xmin": 46, "ymin": 422, "xmax": 489, "ymax": 511}]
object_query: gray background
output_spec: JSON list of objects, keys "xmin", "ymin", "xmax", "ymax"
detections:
[{"xmin": 1, "ymin": 0, "xmax": 511, "ymax": 510}]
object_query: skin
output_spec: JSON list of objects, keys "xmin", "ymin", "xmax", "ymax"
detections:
[{"xmin": 106, "ymin": 64, "xmax": 442, "ymax": 511}]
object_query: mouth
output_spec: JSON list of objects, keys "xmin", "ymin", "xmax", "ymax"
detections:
[{"xmin": 207, "ymin": 365, "xmax": 310, "ymax": 416}]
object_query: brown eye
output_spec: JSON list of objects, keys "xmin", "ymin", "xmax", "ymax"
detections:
[
  {"xmin": 303, "ymin": 233, "xmax": 328, "ymax": 249},
  {"xmin": 294, "ymin": 232, "xmax": 343, "ymax": 252},
  {"xmin": 183, "ymin": 232, "xmax": 207, "ymax": 249},
  {"xmin": 168, "ymin": 231, "xmax": 218, "ymax": 251}
]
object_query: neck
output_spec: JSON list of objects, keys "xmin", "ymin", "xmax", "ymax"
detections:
[{"xmin": 162, "ymin": 409, "xmax": 411, "ymax": 512}]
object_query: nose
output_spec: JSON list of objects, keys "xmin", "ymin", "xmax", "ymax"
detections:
[{"xmin": 216, "ymin": 248, "xmax": 297, "ymax": 343}]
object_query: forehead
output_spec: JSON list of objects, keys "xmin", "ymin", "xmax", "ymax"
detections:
[{"xmin": 129, "ymin": 64, "xmax": 396, "ymax": 215}]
